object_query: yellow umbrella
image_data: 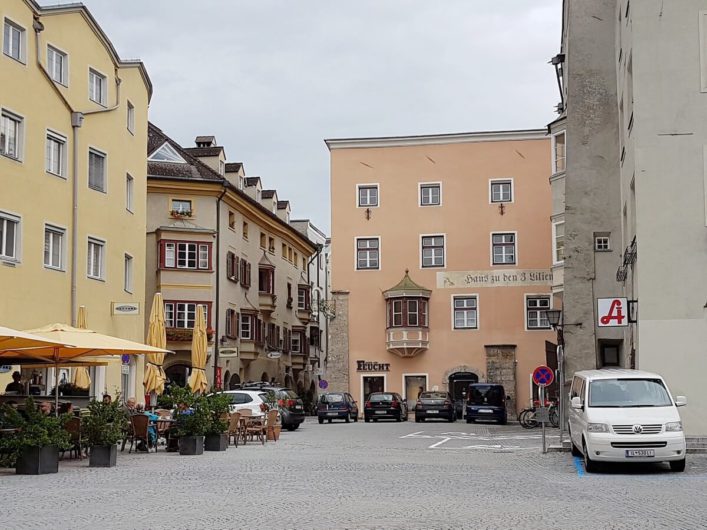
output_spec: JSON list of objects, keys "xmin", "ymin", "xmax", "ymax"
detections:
[
  {"xmin": 144, "ymin": 293, "xmax": 167, "ymax": 395},
  {"xmin": 187, "ymin": 305, "xmax": 208, "ymax": 394},
  {"xmin": 0, "ymin": 325, "xmax": 65, "ymax": 350},
  {"xmin": 70, "ymin": 306, "xmax": 92, "ymax": 390}
]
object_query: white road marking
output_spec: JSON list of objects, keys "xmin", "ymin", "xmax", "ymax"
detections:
[{"xmin": 428, "ymin": 437, "xmax": 451, "ymax": 449}]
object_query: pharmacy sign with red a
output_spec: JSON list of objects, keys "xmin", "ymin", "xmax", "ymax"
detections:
[{"xmin": 597, "ymin": 297, "xmax": 629, "ymax": 327}]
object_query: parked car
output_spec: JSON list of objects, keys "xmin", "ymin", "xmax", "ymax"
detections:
[
  {"xmin": 317, "ymin": 392, "xmax": 358, "ymax": 423},
  {"xmin": 213, "ymin": 390, "xmax": 267, "ymax": 417},
  {"xmin": 364, "ymin": 392, "xmax": 408, "ymax": 422},
  {"xmin": 241, "ymin": 383, "xmax": 305, "ymax": 431},
  {"xmin": 466, "ymin": 384, "xmax": 507, "ymax": 424},
  {"xmin": 568, "ymin": 369, "xmax": 687, "ymax": 473},
  {"xmin": 415, "ymin": 391, "xmax": 455, "ymax": 422}
]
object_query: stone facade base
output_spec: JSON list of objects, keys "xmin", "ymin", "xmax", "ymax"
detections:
[{"xmin": 485, "ymin": 345, "xmax": 517, "ymax": 419}]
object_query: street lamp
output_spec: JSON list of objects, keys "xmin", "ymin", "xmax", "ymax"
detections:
[
  {"xmin": 546, "ymin": 309, "xmax": 562, "ymax": 328},
  {"xmin": 546, "ymin": 309, "xmax": 565, "ymax": 446}
]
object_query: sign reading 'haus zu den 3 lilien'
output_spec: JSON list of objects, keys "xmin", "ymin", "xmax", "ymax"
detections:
[
  {"xmin": 357, "ymin": 361, "xmax": 391, "ymax": 372},
  {"xmin": 437, "ymin": 270, "xmax": 553, "ymax": 289}
]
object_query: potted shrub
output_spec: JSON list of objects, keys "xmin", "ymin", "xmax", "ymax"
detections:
[
  {"xmin": 204, "ymin": 391, "xmax": 231, "ymax": 451},
  {"xmin": 83, "ymin": 399, "xmax": 127, "ymax": 467},
  {"xmin": 172, "ymin": 388, "xmax": 209, "ymax": 455},
  {"xmin": 0, "ymin": 398, "xmax": 70, "ymax": 475}
]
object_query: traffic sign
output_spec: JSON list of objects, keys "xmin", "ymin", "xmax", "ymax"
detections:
[
  {"xmin": 318, "ymin": 379, "xmax": 328, "ymax": 390},
  {"xmin": 532, "ymin": 365, "xmax": 554, "ymax": 387},
  {"xmin": 121, "ymin": 354, "xmax": 131, "ymax": 364}
]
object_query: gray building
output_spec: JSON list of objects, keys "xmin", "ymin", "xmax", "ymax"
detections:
[{"xmin": 553, "ymin": 0, "xmax": 707, "ymax": 434}]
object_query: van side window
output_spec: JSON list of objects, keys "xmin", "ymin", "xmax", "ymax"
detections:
[
  {"xmin": 570, "ymin": 377, "xmax": 580, "ymax": 399},
  {"xmin": 579, "ymin": 380, "xmax": 586, "ymax": 405}
]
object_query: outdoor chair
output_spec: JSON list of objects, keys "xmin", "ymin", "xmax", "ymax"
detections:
[
  {"xmin": 126, "ymin": 414, "xmax": 152, "ymax": 453},
  {"xmin": 61, "ymin": 416, "xmax": 84, "ymax": 460},
  {"xmin": 243, "ymin": 413, "xmax": 265, "ymax": 445},
  {"xmin": 264, "ymin": 410, "xmax": 279, "ymax": 442},
  {"xmin": 227, "ymin": 412, "xmax": 241, "ymax": 447}
]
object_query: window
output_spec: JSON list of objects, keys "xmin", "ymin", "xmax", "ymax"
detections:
[
  {"xmin": 268, "ymin": 237, "xmax": 275, "ymax": 253},
  {"xmin": 43, "ymin": 225, "xmax": 64, "ymax": 270},
  {"xmin": 126, "ymin": 174, "xmax": 134, "ymax": 212},
  {"xmin": 47, "ymin": 46, "xmax": 67, "ymax": 85},
  {"xmin": 242, "ymin": 222, "xmax": 249, "ymax": 240},
  {"xmin": 356, "ymin": 238, "xmax": 380, "ymax": 270},
  {"xmin": 552, "ymin": 132, "xmax": 566, "ymax": 173},
  {"xmin": 3, "ymin": 19, "xmax": 25, "ymax": 63},
  {"xmin": 226, "ymin": 251, "xmax": 240, "ymax": 282},
  {"xmin": 420, "ymin": 183, "xmax": 441, "ymax": 206},
  {"xmin": 298, "ymin": 286, "xmax": 310, "ymax": 310},
  {"xmin": 45, "ymin": 132, "xmax": 66, "ymax": 177},
  {"xmin": 282, "ymin": 243, "xmax": 287, "ymax": 258},
  {"xmin": 421, "ymin": 235, "xmax": 445, "ymax": 268},
  {"xmin": 161, "ymin": 241, "xmax": 211, "ymax": 270},
  {"xmin": 291, "ymin": 333, "xmax": 301, "ymax": 354},
  {"xmin": 1, "ymin": 110, "xmax": 22, "ymax": 160},
  {"xmin": 88, "ymin": 149, "xmax": 106, "ymax": 192},
  {"xmin": 89, "ymin": 69, "xmax": 107, "ymax": 105},
  {"xmin": 259, "ymin": 232, "xmax": 266, "ymax": 249},
  {"xmin": 358, "ymin": 185, "xmax": 378, "ymax": 207},
  {"xmin": 225, "ymin": 309, "xmax": 238, "ymax": 339},
  {"xmin": 386, "ymin": 298, "xmax": 428, "ymax": 328},
  {"xmin": 490, "ymin": 180, "xmax": 513, "ymax": 203},
  {"xmin": 526, "ymin": 296, "xmax": 551, "ymax": 329},
  {"xmin": 127, "ymin": 101, "xmax": 135, "ymax": 133},
  {"xmin": 453, "ymin": 296, "xmax": 478, "ymax": 329},
  {"xmin": 240, "ymin": 313, "xmax": 253, "ymax": 339},
  {"xmin": 553, "ymin": 222, "xmax": 565, "ymax": 263},
  {"xmin": 124, "ymin": 254, "xmax": 133, "ymax": 293},
  {"xmin": 219, "ymin": 160, "xmax": 225, "ymax": 175},
  {"xmin": 228, "ymin": 211, "xmax": 235, "ymax": 230},
  {"xmin": 148, "ymin": 142, "xmax": 186, "ymax": 164},
  {"xmin": 492, "ymin": 233, "xmax": 516, "ymax": 265},
  {"xmin": 87, "ymin": 238, "xmax": 105, "ymax": 280},
  {"xmin": 0, "ymin": 213, "xmax": 19, "ymax": 261},
  {"xmin": 171, "ymin": 199, "xmax": 192, "ymax": 215},
  {"xmin": 164, "ymin": 302, "xmax": 209, "ymax": 329},
  {"xmin": 258, "ymin": 267, "xmax": 275, "ymax": 294},
  {"xmin": 595, "ymin": 235, "xmax": 611, "ymax": 251},
  {"xmin": 240, "ymin": 259, "xmax": 252, "ymax": 288},
  {"xmin": 294, "ymin": 252, "xmax": 299, "ymax": 268}
]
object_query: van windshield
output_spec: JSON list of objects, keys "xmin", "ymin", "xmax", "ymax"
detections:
[
  {"xmin": 588, "ymin": 378, "xmax": 672, "ymax": 408},
  {"xmin": 468, "ymin": 385, "xmax": 504, "ymax": 406}
]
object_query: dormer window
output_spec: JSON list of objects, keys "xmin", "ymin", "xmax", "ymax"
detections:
[{"xmin": 149, "ymin": 142, "xmax": 187, "ymax": 164}]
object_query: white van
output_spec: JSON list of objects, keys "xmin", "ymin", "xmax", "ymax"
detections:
[{"xmin": 568, "ymin": 369, "xmax": 687, "ymax": 472}]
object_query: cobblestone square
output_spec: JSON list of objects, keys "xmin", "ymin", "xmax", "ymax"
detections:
[{"xmin": 2, "ymin": 419, "xmax": 706, "ymax": 530}]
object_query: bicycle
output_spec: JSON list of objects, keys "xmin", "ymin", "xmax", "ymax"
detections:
[{"xmin": 518, "ymin": 400, "xmax": 559, "ymax": 429}]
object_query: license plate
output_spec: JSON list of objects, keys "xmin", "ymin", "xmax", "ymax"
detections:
[
  {"xmin": 427, "ymin": 410, "xmax": 439, "ymax": 414},
  {"xmin": 626, "ymin": 449, "xmax": 655, "ymax": 457},
  {"xmin": 375, "ymin": 410, "xmax": 386, "ymax": 414},
  {"xmin": 295, "ymin": 405, "xmax": 302, "ymax": 410},
  {"xmin": 479, "ymin": 409, "xmax": 493, "ymax": 413},
  {"xmin": 327, "ymin": 412, "xmax": 338, "ymax": 416}
]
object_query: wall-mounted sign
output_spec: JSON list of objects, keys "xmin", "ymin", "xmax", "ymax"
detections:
[
  {"xmin": 121, "ymin": 365, "xmax": 130, "ymax": 375},
  {"xmin": 121, "ymin": 354, "xmax": 131, "ymax": 365},
  {"xmin": 219, "ymin": 348, "xmax": 238, "ymax": 358},
  {"xmin": 437, "ymin": 270, "xmax": 552, "ymax": 289},
  {"xmin": 597, "ymin": 297, "xmax": 629, "ymax": 327},
  {"xmin": 356, "ymin": 360, "xmax": 390, "ymax": 372},
  {"xmin": 266, "ymin": 351, "xmax": 282, "ymax": 359},
  {"xmin": 111, "ymin": 303, "xmax": 139, "ymax": 315},
  {"xmin": 0, "ymin": 365, "xmax": 12, "ymax": 373}
]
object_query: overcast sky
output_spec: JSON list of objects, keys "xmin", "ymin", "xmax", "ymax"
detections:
[{"xmin": 60, "ymin": 0, "xmax": 561, "ymax": 233}]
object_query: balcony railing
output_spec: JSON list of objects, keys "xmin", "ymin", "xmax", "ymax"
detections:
[
  {"xmin": 258, "ymin": 292, "xmax": 277, "ymax": 315},
  {"xmin": 386, "ymin": 327, "xmax": 429, "ymax": 358}
]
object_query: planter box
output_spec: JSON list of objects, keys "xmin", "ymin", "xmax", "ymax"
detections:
[
  {"xmin": 16, "ymin": 446, "xmax": 59, "ymax": 475},
  {"xmin": 267, "ymin": 426, "xmax": 281, "ymax": 442},
  {"xmin": 89, "ymin": 445, "xmax": 117, "ymax": 468},
  {"xmin": 204, "ymin": 433, "xmax": 228, "ymax": 451},
  {"xmin": 179, "ymin": 435, "xmax": 204, "ymax": 455}
]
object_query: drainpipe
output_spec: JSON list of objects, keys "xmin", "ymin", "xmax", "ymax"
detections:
[{"xmin": 213, "ymin": 186, "xmax": 228, "ymax": 386}]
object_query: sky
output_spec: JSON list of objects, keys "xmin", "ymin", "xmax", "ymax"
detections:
[{"xmin": 54, "ymin": 0, "xmax": 562, "ymax": 233}]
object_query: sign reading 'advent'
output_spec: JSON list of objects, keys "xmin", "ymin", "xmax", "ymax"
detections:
[
  {"xmin": 437, "ymin": 270, "xmax": 553, "ymax": 289},
  {"xmin": 356, "ymin": 360, "xmax": 391, "ymax": 372}
]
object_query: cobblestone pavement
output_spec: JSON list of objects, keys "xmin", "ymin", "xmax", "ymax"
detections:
[{"xmin": 2, "ymin": 418, "xmax": 707, "ymax": 530}]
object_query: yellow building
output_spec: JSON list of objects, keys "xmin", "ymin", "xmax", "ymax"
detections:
[{"xmin": 0, "ymin": 0, "xmax": 152, "ymax": 399}]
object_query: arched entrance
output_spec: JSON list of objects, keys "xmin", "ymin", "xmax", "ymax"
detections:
[
  {"xmin": 260, "ymin": 371, "xmax": 269, "ymax": 383},
  {"xmin": 448, "ymin": 371, "xmax": 479, "ymax": 419},
  {"xmin": 223, "ymin": 370, "xmax": 230, "ymax": 389},
  {"xmin": 228, "ymin": 373, "xmax": 241, "ymax": 390},
  {"xmin": 165, "ymin": 363, "xmax": 191, "ymax": 389}
]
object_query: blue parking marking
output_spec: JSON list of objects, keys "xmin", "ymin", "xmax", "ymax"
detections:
[{"xmin": 573, "ymin": 456, "xmax": 585, "ymax": 477}]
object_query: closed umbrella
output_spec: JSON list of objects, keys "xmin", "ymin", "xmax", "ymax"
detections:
[
  {"xmin": 70, "ymin": 306, "xmax": 91, "ymax": 390},
  {"xmin": 187, "ymin": 305, "xmax": 208, "ymax": 394},
  {"xmin": 144, "ymin": 293, "xmax": 167, "ymax": 396}
]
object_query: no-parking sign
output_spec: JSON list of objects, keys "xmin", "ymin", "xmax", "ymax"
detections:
[{"xmin": 532, "ymin": 365, "xmax": 554, "ymax": 387}]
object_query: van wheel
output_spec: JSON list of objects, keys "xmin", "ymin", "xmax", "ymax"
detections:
[
  {"xmin": 318, "ymin": 418, "xmax": 324, "ymax": 425},
  {"xmin": 345, "ymin": 414, "xmax": 350, "ymax": 423},
  {"xmin": 364, "ymin": 417, "xmax": 370, "ymax": 423},
  {"xmin": 670, "ymin": 459, "xmax": 686, "ymax": 472},
  {"xmin": 583, "ymin": 439, "xmax": 598, "ymax": 473}
]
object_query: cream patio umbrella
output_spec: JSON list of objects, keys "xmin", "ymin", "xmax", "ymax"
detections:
[
  {"xmin": 70, "ymin": 306, "xmax": 92, "ymax": 390},
  {"xmin": 0, "ymin": 325, "xmax": 65, "ymax": 350},
  {"xmin": 2, "ymin": 324, "xmax": 171, "ymax": 413},
  {"xmin": 187, "ymin": 305, "xmax": 208, "ymax": 394},
  {"xmin": 144, "ymin": 293, "xmax": 167, "ymax": 397}
]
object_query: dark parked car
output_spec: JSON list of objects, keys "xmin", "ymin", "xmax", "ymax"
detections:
[
  {"xmin": 317, "ymin": 392, "xmax": 358, "ymax": 424},
  {"xmin": 466, "ymin": 384, "xmax": 507, "ymax": 424},
  {"xmin": 414, "ymin": 391, "xmax": 455, "ymax": 423},
  {"xmin": 241, "ymin": 382, "xmax": 305, "ymax": 431},
  {"xmin": 364, "ymin": 392, "xmax": 408, "ymax": 422}
]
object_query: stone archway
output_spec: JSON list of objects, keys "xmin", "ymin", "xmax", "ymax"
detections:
[
  {"xmin": 223, "ymin": 370, "xmax": 230, "ymax": 389},
  {"xmin": 260, "ymin": 371, "xmax": 269, "ymax": 383},
  {"xmin": 228, "ymin": 373, "xmax": 241, "ymax": 389}
]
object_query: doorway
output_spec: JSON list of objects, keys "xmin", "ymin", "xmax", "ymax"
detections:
[
  {"xmin": 362, "ymin": 375, "xmax": 385, "ymax": 402},
  {"xmin": 448, "ymin": 371, "xmax": 478, "ymax": 419},
  {"xmin": 404, "ymin": 375, "xmax": 427, "ymax": 412}
]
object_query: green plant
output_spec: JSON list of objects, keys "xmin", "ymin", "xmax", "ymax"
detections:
[
  {"xmin": 204, "ymin": 391, "xmax": 231, "ymax": 436},
  {"xmin": 83, "ymin": 399, "xmax": 127, "ymax": 447},
  {"xmin": 49, "ymin": 382, "xmax": 89, "ymax": 397},
  {"xmin": 0, "ymin": 398, "xmax": 71, "ymax": 465},
  {"xmin": 171, "ymin": 387, "xmax": 209, "ymax": 437}
]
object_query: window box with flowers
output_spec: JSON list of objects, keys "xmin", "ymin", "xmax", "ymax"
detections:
[
  {"xmin": 166, "ymin": 327, "xmax": 215, "ymax": 342},
  {"xmin": 170, "ymin": 209, "xmax": 193, "ymax": 219}
]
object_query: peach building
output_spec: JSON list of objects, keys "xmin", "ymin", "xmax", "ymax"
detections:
[{"xmin": 326, "ymin": 130, "xmax": 555, "ymax": 417}]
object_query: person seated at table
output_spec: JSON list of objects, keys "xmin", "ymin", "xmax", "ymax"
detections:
[
  {"xmin": 102, "ymin": 394, "xmax": 112, "ymax": 405},
  {"xmin": 39, "ymin": 401, "xmax": 53, "ymax": 415},
  {"xmin": 58, "ymin": 402, "xmax": 74, "ymax": 415},
  {"xmin": 122, "ymin": 397, "xmax": 137, "ymax": 415},
  {"xmin": 4, "ymin": 371, "xmax": 23, "ymax": 393}
]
